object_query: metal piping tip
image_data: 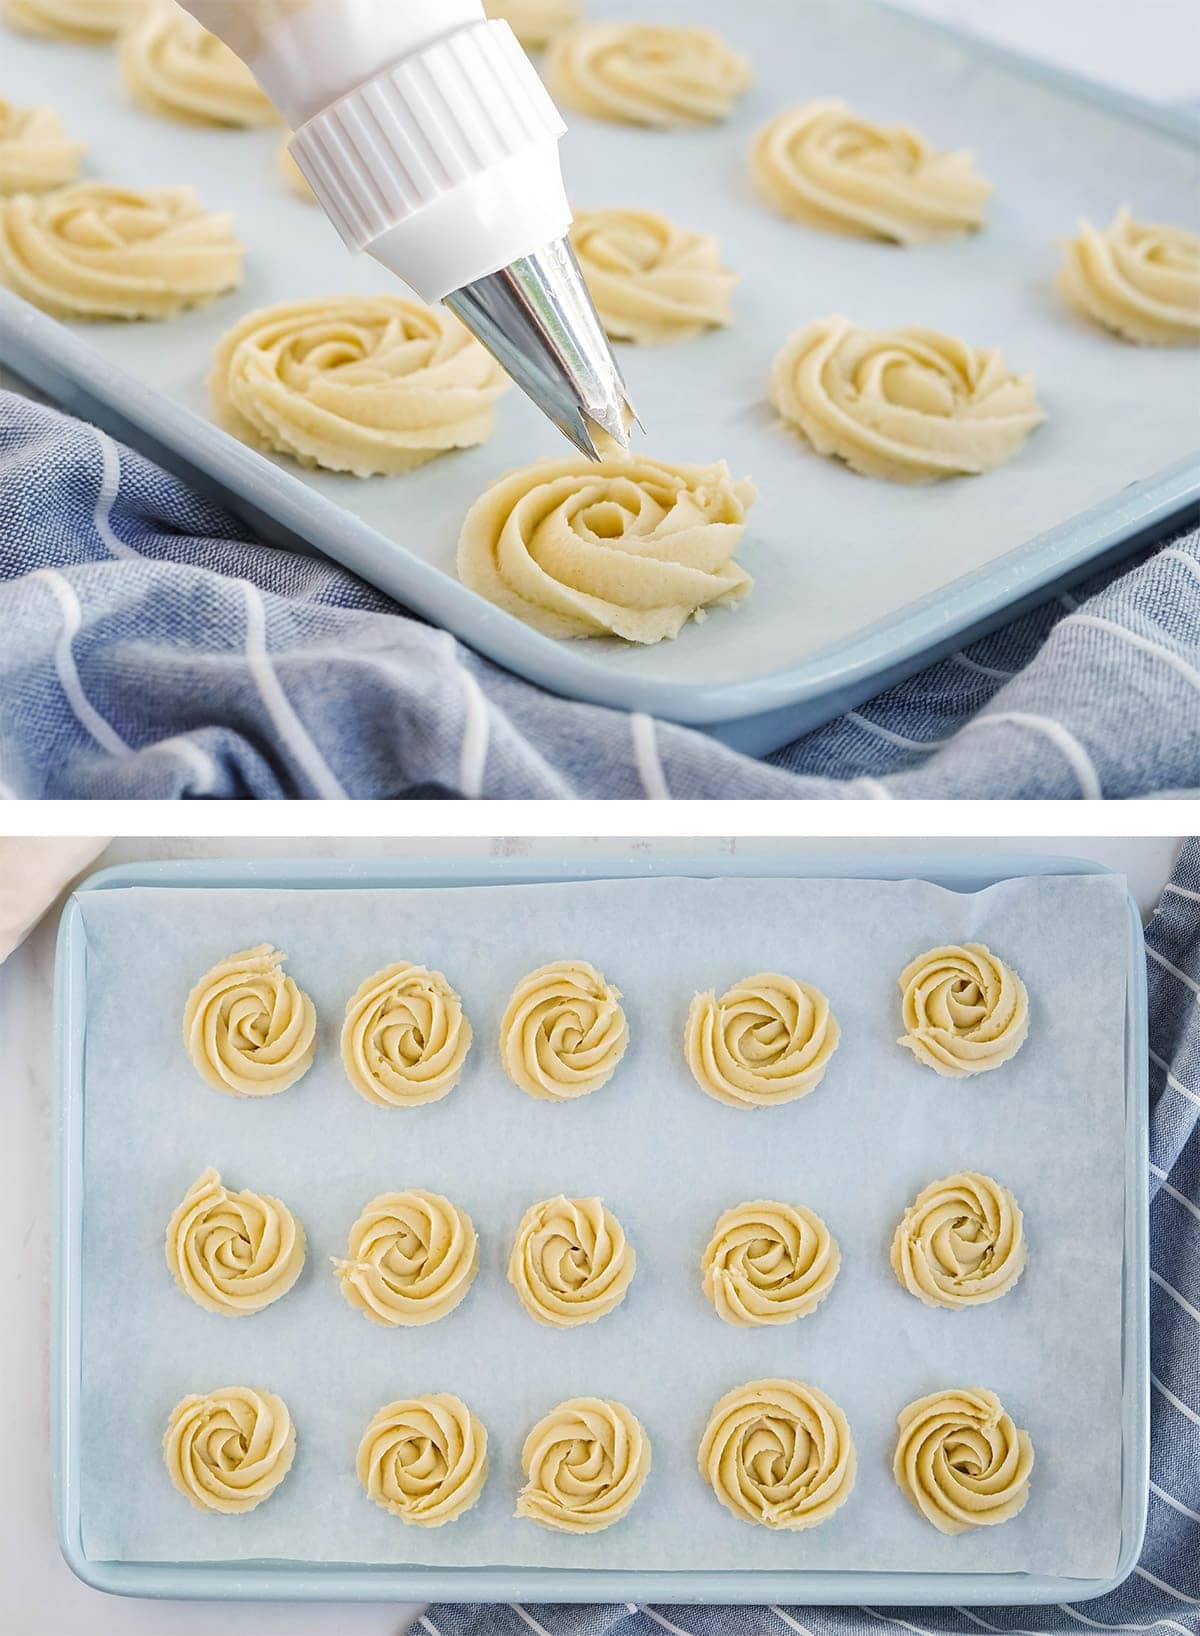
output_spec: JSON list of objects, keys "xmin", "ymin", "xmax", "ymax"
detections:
[{"xmin": 445, "ymin": 236, "xmax": 638, "ymax": 461}]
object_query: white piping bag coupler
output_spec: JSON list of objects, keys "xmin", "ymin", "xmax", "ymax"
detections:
[{"xmin": 175, "ymin": 0, "xmax": 635, "ymax": 458}]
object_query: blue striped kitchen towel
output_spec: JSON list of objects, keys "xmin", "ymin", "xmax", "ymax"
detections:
[
  {"xmin": 423, "ymin": 839, "xmax": 1200, "ymax": 1636},
  {"xmin": 0, "ymin": 391, "xmax": 1197, "ymax": 799}
]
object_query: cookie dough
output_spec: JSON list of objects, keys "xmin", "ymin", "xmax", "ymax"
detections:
[
  {"xmin": 484, "ymin": 0, "xmax": 578, "ymax": 48},
  {"xmin": 684, "ymin": 973, "xmax": 839, "ymax": 1109},
  {"xmin": 121, "ymin": 1, "xmax": 277, "ymax": 126},
  {"xmin": 750, "ymin": 100, "xmax": 991, "ymax": 244},
  {"xmin": 163, "ymin": 1386, "xmax": 295, "ymax": 1513},
  {"xmin": 333, "ymin": 1189, "xmax": 479, "ymax": 1327},
  {"xmin": 2, "ymin": 0, "xmax": 143, "ymax": 39},
  {"xmin": 699, "ymin": 1379, "xmax": 855, "ymax": 1530},
  {"xmin": 165, "ymin": 1168, "xmax": 305, "ymax": 1316},
  {"xmin": 770, "ymin": 317, "xmax": 1045, "ymax": 482},
  {"xmin": 0, "ymin": 181, "xmax": 243, "ymax": 319},
  {"xmin": 517, "ymin": 1397, "xmax": 650, "ymax": 1532},
  {"xmin": 277, "ymin": 138, "xmax": 314, "ymax": 201},
  {"xmin": 0, "ymin": 100, "xmax": 83, "ymax": 194},
  {"xmin": 509, "ymin": 1195, "xmax": 635, "ymax": 1326},
  {"xmin": 702, "ymin": 1200, "xmax": 839, "ymax": 1325},
  {"xmin": 893, "ymin": 1388, "xmax": 1034, "ymax": 1533},
  {"xmin": 546, "ymin": 23, "xmax": 752, "ymax": 128},
  {"xmin": 569, "ymin": 207, "xmax": 737, "ymax": 344},
  {"xmin": 1058, "ymin": 205, "xmax": 1200, "ymax": 345},
  {"xmin": 458, "ymin": 456, "xmax": 756, "ymax": 644},
  {"xmin": 498, "ymin": 960, "xmax": 628, "ymax": 1099},
  {"xmin": 897, "ymin": 942, "xmax": 1029, "ymax": 1075},
  {"xmin": 341, "ymin": 963, "xmax": 472, "ymax": 1108},
  {"xmin": 183, "ymin": 944, "xmax": 315, "ymax": 1097},
  {"xmin": 358, "ymin": 1394, "xmax": 488, "ymax": 1526},
  {"xmin": 211, "ymin": 296, "xmax": 509, "ymax": 476},
  {"xmin": 892, "ymin": 1171, "xmax": 1026, "ymax": 1309}
]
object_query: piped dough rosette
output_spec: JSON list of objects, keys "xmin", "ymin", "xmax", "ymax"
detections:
[
  {"xmin": 0, "ymin": 182, "xmax": 243, "ymax": 320},
  {"xmin": 1057, "ymin": 205, "xmax": 1200, "ymax": 345},
  {"xmin": 698, "ymin": 1379, "xmax": 855, "ymax": 1530},
  {"xmin": 897, "ymin": 942, "xmax": 1029, "ymax": 1076},
  {"xmin": 0, "ymin": 101, "xmax": 83, "ymax": 194},
  {"xmin": 165, "ymin": 1168, "xmax": 305, "ymax": 1316},
  {"xmin": 891, "ymin": 1171, "xmax": 1025, "ymax": 1309},
  {"xmin": 211, "ymin": 296, "xmax": 509, "ymax": 476},
  {"xmin": 509, "ymin": 1195, "xmax": 635, "ymax": 1327},
  {"xmin": 163, "ymin": 1386, "xmax": 295, "ymax": 1514},
  {"xmin": 517, "ymin": 1397, "xmax": 650, "ymax": 1532},
  {"xmin": 484, "ymin": 0, "xmax": 579, "ymax": 49},
  {"xmin": 770, "ymin": 317, "xmax": 1045, "ymax": 483},
  {"xmin": 341, "ymin": 963, "xmax": 472, "ymax": 1108},
  {"xmin": 893, "ymin": 1388, "xmax": 1034, "ymax": 1534},
  {"xmin": 750, "ymin": 100, "xmax": 991, "ymax": 244},
  {"xmin": 546, "ymin": 23, "xmax": 752, "ymax": 128},
  {"xmin": 457, "ymin": 455, "xmax": 756, "ymax": 644},
  {"xmin": 569, "ymin": 207, "xmax": 737, "ymax": 345},
  {"xmin": 499, "ymin": 959, "xmax": 628, "ymax": 1100},
  {"xmin": 120, "ymin": 2, "xmax": 278, "ymax": 127},
  {"xmin": 183, "ymin": 944, "xmax": 316, "ymax": 1097},
  {"xmin": 702, "ymin": 1200, "xmax": 839, "ymax": 1326},
  {"xmin": 333, "ymin": 1190, "xmax": 479, "ymax": 1327},
  {"xmin": 2, "ymin": 0, "xmax": 144, "ymax": 39},
  {"xmin": 684, "ymin": 973, "xmax": 839, "ymax": 1109},
  {"xmin": 357, "ymin": 1394, "xmax": 488, "ymax": 1526}
]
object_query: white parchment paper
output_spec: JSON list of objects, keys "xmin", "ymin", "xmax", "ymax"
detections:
[{"xmin": 75, "ymin": 872, "xmax": 1130, "ymax": 1577}]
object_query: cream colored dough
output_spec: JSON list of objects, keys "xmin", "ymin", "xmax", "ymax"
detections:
[
  {"xmin": 457, "ymin": 455, "xmax": 756, "ymax": 644},
  {"xmin": 685, "ymin": 973, "xmax": 839, "ymax": 1109},
  {"xmin": 484, "ymin": 0, "xmax": 578, "ymax": 49},
  {"xmin": 2, "ymin": 0, "xmax": 144, "ymax": 39},
  {"xmin": 892, "ymin": 1171, "xmax": 1025, "ymax": 1309},
  {"xmin": 509, "ymin": 1195, "xmax": 635, "ymax": 1326},
  {"xmin": 750, "ymin": 100, "xmax": 990, "ymax": 244},
  {"xmin": 702, "ymin": 1200, "xmax": 839, "ymax": 1325},
  {"xmin": 546, "ymin": 23, "xmax": 751, "ymax": 128},
  {"xmin": 771, "ymin": 316, "xmax": 1045, "ymax": 482},
  {"xmin": 341, "ymin": 963, "xmax": 472, "ymax": 1107},
  {"xmin": 1058, "ymin": 205, "xmax": 1200, "ymax": 345},
  {"xmin": 333, "ymin": 1189, "xmax": 479, "ymax": 1326},
  {"xmin": 897, "ymin": 942, "xmax": 1029, "ymax": 1075},
  {"xmin": 121, "ymin": 1, "xmax": 277, "ymax": 126},
  {"xmin": 277, "ymin": 139, "xmax": 314, "ymax": 202},
  {"xmin": 165, "ymin": 1168, "xmax": 305, "ymax": 1316},
  {"xmin": 569, "ymin": 207, "xmax": 736, "ymax": 344},
  {"xmin": 183, "ymin": 943, "xmax": 315, "ymax": 1096},
  {"xmin": 699, "ymin": 1378, "xmax": 855, "ymax": 1529},
  {"xmin": 893, "ymin": 1388, "xmax": 1034, "ymax": 1533},
  {"xmin": 211, "ymin": 296, "xmax": 509, "ymax": 476},
  {"xmin": 0, "ymin": 181, "xmax": 243, "ymax": 320},
  {"xmin": 358, "ymin": 1395, "xmax": 488, "ymax": 1525},
  {"xmin": 517, "ymin": 1398, "xmax": 650, "ymax": 1532},
  {"xmin": 498, "ymin": 960, "xmax": 628, "ymax": 1098},
  {"xmin": 0, "ymin": 101, "xmax": 83, "ymax": 194},
  {"xmin": 163, "ymin": 1386, "xmax": 295, "ymax": 1513}
]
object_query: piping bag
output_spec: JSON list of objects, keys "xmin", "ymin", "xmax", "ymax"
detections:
[{"xmin": 175, "ymin": 0, "xmax": 635, "ymax": 460}]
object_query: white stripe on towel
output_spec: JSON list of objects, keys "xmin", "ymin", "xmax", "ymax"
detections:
[
  {"xmin": 845, "ymin": 712, "xmax": 949, "ymax": 751},
  {"xmin": 1164, "ymin": 884, "xmax": 1200, "ymax": 905},
  {"xmin": 951, "ymin": 651, "xmax": 1014, "ymax": 681},
  {"xmin": 631, "ymin": 713, "xmax": 671, "ymax": 799},
  {"xmin": 850, "ymin": 776, "xmax": 893, "ymax": 799},
  {"xmin": 92, "ymin": 427, "xmax": 137, "ymax": 560},
  {"xmin": 1146, "ymin": 945, "xmax": 1200, "ymax": 998},
  {"xmin": 33, "ymin": 569, "xmax": 130, "ymax": 757},
  {"xmin": 1064, "ymin": 613, "xmax": 1200, "ymax": 695},
  {"xmin": 770, "ymin": 1607, "xmax": 817, "ymax": 1636},
  {"xmin": 1150, "ymin": 1048, "xmax": 1200, "ymax": 1110},
  {"xmin": 152, "ymin": 734, "xmax": 218, "ymax": 796},
  {"xmin": 1057, "ymin": 1601, "xmax": 1194, "ymax": 1635},
  {"xmin": 1151, "ymin": 1270, "xmax": 1200, "ymax": 1324},
  {"xmin": 1161, "ymin": 546, "xmax": 1200, "ymax": 586},
  {"xmin": 956, "ymin": 710, "xmax": 1102, "ymax": 798},
  {"xmin": 640, "ymin": 1610, "xmax": 693, "ymax": 1636},
  {"xmin": 1134, "ymin": 1565, "xmax": 1200, "ymax": 1604},
  {"xmin": 1152, "ymin": 1371, "xmax": 1200, "ymax": 1428},
  {"xmin": 239, "ymin": 580, "xmax": 346, "ymax": 799},
  {"xmin": 440, "ymin": 632, "xmax": 489, "ymax": 798},
  {"xmin": 1150, "ymin": 1479, "xmax": 1200, "ymax": 1525},
  {"xmin": 508, "ymin": 1606, "xmax": 554, "ymax": 1636}
]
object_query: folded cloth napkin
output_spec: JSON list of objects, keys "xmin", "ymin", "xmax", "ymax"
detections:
[
  {"xmin": 422, "ymin": 840, "xmax": 1200, "ymax": 1636},
  {"xmin": 0, "ymin": 391, "xmax": 1197, "ymax": 799},
  {"xmin": 0, "ymin": 837, "xmax": 107, "ymax": 963}
]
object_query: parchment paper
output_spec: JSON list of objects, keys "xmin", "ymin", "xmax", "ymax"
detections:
[{"xmin": 74, "ymin": 872, "xmax": 1130, "ymax": 1577}]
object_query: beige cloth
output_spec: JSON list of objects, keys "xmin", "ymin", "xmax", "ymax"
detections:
[{"xmin": 0, "ymin": 838, "xmax": 107, "ymax": 965}]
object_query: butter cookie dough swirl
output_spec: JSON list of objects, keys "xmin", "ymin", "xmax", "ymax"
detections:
[
  {"xmin": 183, "ymin": 944, "xmax": 316, "ymax": 1098},
  {"xmin": 357, "ymin": 1394, "xmax": 488, "ymax": 1525},
  {"xmin": 893, "ymin": 1388, "xmax": 1034, "ymax": 1533},
  {"xmin": 517, "ymin": 1397, "xmax": 650, "ymax": 1532},
  {"xmin": 484, "ymin": 0, "xmax": 578, "ymax": 49},
  {"xmin": 1058, "ymin": 205, "xmax": 1200, "ymax": 345},
  {"xmin": 163, "ymin": 1386, "xmax": 295, "ymax": 1513},
  {"xmin": 685, "ymin": 973, "xmax": 839, "ymax": 1109},
  {"xmin": 212, "ymin": 296, "xmax": 509, "ymax": 476},
  {"xmin": 458, "ymin": 456, "xmax": 756, "ymax": 644},
  {"xmin": 333, "ymin": 1190, "xmax": 479, "ymax": 1326},
  {"xmin": 891, "ymin": 1171, "xmax": 1025, "ymax": 1309},
  {"xmin": 699, "ymin": 1378, "xmax": 855, "ymax": 1530},
  {"xmin": 570, "ymin": 207, "xmax": 737, "ymax": 344},
  {"xmin": 546, "ymin": 23, "xmax": 752, "ymax": 128},
  {"xmin": 121, "ymin": 2, "xmax": 278, "ymax": 126},
  {"xmin": 702, "ymin": 1200, "xmax": 839, "ymax": 1325},
  {"xmin": 509, "ymin": 1195, "xmax": 635, "ymax": 1326},
  {"xmin": 499, "ymin": 960, "xmax": 628, "ymax": 1099},
  {"xmin": 750, "ymin": 100, "xmax": 991, "ymax": 244},
  {"xmin": 2, "ymin": 0, "xmax": 144, "ymax": 40},
  {"xmin": 770, "ymin": 317, "xmax": 1045, "ymax": 482},
  {"xmin": 897, "ymin": 942, "xmax": 1029, "ymax": 1075},
  {"xmin": 0, "ymin": 100, "xmax": 83, "ymax": 194},
  {"xmin": 341, "ymin": 963, "xmax": 472, "ymax": 1108},
  {"xmin": 0, "ymin": 181, "xmax": 243, "ymax": 319},
  {"xmin": 166, "ymin": 1168, "xmax": 305, "ymax": 1316}
]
